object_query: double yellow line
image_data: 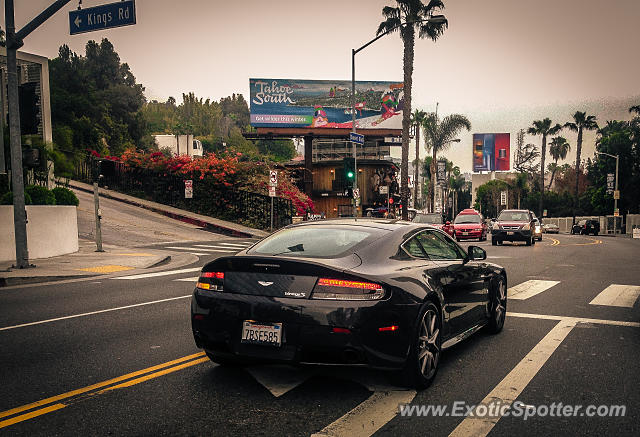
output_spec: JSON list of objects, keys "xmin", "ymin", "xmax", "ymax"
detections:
[{"xmin": 0, "ymin": 352, "xmax": 208, "ymax": 429}]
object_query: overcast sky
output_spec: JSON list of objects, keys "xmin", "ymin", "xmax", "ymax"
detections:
[{"xmin": 7, "ymin": 0, "xmax": 640, "ymax": 172}]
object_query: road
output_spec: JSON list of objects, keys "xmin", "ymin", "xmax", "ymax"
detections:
[{"xmin": 1, "ymin": 222, "xmax": 639, "ymax": 435}]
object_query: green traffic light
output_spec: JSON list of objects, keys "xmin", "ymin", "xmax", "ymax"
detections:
[{"xmin": 347, "ymin": 171, "xmax": 354, "ymax": 178}]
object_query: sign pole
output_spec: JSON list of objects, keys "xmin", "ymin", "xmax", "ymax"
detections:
[
  {"xmin": 614, "ymin": 154, "xmax": 619, "ymax": 234},
  {"xmin": 93, "ymin": 181, "xmax": 104, "ymax": 252},
  {"xmin": 270, "ymin": 196, "xmax": 273, "ymax": 232},
  {"xmin": 351, "ymin": 48, "xmax": 358, "ymax": 219}
]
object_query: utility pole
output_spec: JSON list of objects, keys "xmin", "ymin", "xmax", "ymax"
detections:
[{"xmin": 5, "ymin": 0, "xmax": 72, "ymax": 268}]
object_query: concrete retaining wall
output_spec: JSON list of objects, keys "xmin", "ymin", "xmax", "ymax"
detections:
[{"xmin": 0, "ymin": 206, "xmax": 78, "ymax": 262}]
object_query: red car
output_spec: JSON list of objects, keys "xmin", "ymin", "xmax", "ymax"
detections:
[
  {"xmin": 452, "ymin": 209, "xmax": 488, "ymax": 242},
  {"xmin": 412, "ymin": 212, "xmax": 454, "ymax": 236}
]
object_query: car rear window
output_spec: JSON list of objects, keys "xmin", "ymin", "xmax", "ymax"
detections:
[
  {"xmin": 454, "ymin": 214, "xmax": 481, "ymax": 224},
  {"xmin": 498, "ymin": 211, "xmax": 530, "ymax": 221},
  {"xmin": 249, "ymin": 226, "xmax": 384, "ymax": 258}
]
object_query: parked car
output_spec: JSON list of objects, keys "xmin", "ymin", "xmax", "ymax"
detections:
[
  {"xmin": 543, "ymin": 223, "xmax": 560, "ymax": 234},
  {"xmin": 452, "ymin": 209, "xmax": 488, "ymax": 241},
  {"xmin": 413, "ymin": 212, "xmax": 454, "ymax": 236},
  {"xmin": 191, "ymin": 219, "xmax": 507, "ymax": 389},
  {"xmin": 532, "ymin": 217, "xmax": 543, "ymax": 241},
  {"xmin": 571, "ymin": 219, "xmax": 600, "ymax": 235},
  {"xmin": 491, "ymin": 209, "xmax": 536, "ymax": 246}
]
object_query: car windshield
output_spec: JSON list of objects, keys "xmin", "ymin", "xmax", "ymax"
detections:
[
  {"xmin": 454, "ymin": 214, "xmax": 481, "ymax": 224},
  {"xmin": 498, "ymin": 211, "xmax": 530, "ymax": 222},
  {"xmin": 413, "ymin": 214, "xmax": 443, "ymax": 224},
  {"xmin": 250, "ymin": 226, "xmax": 380, "ymax": 258}
]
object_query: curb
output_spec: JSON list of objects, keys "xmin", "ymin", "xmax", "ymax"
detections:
[
  {"xmin": 0, "ymin": 274, "xmax": 97, "ymax": 288},
  {"xmin": 69, "ymin": 181, "xmax": 262, "ymax": 239}
]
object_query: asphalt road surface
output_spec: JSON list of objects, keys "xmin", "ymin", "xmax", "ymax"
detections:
[{"xmin": 1, "ymin": 231, "xmax": 639, "ymax": 436}]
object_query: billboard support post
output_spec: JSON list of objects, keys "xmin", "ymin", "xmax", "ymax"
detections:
[{"xmin": 351, "ymin": 48, "xmax": 357, "ymax": 219}]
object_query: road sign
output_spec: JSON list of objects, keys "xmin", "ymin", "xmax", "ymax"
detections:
[
  {"xmin": 349, "ymin": 132, "xmax": 364, "ymax": 145},
  {"xmin": 184, "ymin": 180, "xmax": 193, "ymax": 199},
  {"xmin": 353, "ymin": 188, "xmax": 360, "ymax": 200},
  {"xmin": 607, "ymin": 173, "xmax": 614, "ymax": 194},
  {"xmin": 613, "ymin": 190, "xmax": 620, "ymax": 200},
  {"xmin": 379, "ymin": 185, "xmax": 389, "ymax": 195},
  {"xmin": 614, "ymin": 208, "xmax": 619, "ymax": 217},
  {"xmin": 437, "ymin": 160, "xmax": 447, "ymax": 185},
  {"xmin": 269, "ymin": 186, "xmax": 276, "ymax": 197},
  {"xmin": 384, "ymin": 137, "xmax": 402, "ymax": 144},
  {"xmin": 70, "ymin": 0, "xmax": 136, "ymax": 35},
  {"xmin": 269, "ymin": 170, "xmax": 277, "ymax": 187},
  {"xmin": 543, "ymin": 209, "xmax": 548, "ymax": 217},
  {"xmin": 633, "ymin": 227, "xmax": 640, "ymax": 239},
  {"xmin": 500, "ymin": 191, "xmax": 507, "ymax": 206}
]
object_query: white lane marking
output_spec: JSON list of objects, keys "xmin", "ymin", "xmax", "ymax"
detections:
[
  {"xmin": 0, "ymin": 295, "xmax": 191, "ymax": 332},
  {"xmin": 589, "ymin": 284, "xmax": 640, "ymax": 308},
  {"xmin": 175, "ymin": 277, "xmax": 199, "ymax": 282},
  {"xmin": 188, "ymin": 252, "xmax": 211, "ymax": 256},
  {"xmin": 487, "ymin": 256, "xmax": 512, "ymax": 259},
  {"xmin": 113, "ymin": 267, "xmax": 201, "ymax": 280},
  {"xmin": 246, "ymin": 365, "xmax": 317, "ymax": 398},
  {"xmin": 449, "ymin": 319, "xmax": 577, "ymax": 437},
  {"xmin": 311, "ymin": 390, "xmax": 417, "ymax": 437},
  {"xmin": 165, "ymin": 246, "xmax": 237, "ymax": 253},
  {"xmin": 218, "ymin": 242, "xmax": 253, "ymax": 247},
  {"xmin": 508, "ymin": 312, "xmax": 640, "ymax": 328},
  {"xmin": 508, "ymin": 280, "xmax": 560, "ymax": 300},
  {"xmin": 193, "ymin": 245, "xmax": 241, "ymax": 251}
]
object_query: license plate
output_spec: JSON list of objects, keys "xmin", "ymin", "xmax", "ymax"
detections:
[
  {"xmin": 463, "ymin": 232, "xmax": 469, "ymax": 235},
  {"xmin": 241, "ymin": 321, "xmax": 282, "ymax": 346},
  {"xmin": 507, "ymin": 231, "xmax": 514, "ymax": 235}
]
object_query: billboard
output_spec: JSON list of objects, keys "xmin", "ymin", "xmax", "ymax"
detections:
[
  {"xmin": 472, "ymin": 133, "xmax": 510, "ymax": 172},
  {"xmin": 249, "ymin": 78, "xmax": 404, "ymax": 130}
]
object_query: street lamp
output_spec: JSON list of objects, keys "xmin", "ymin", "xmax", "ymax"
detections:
[
  {"xmin": 351, "ymin": 14, "xmax": 446, "ymax": 217},
  {"xmin": 595, "ymin": 151, "xmax": 620, "ymax": 234}
]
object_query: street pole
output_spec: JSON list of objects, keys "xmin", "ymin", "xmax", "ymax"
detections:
[
  {"xmin": 614, "ymin": 154, "xmax": 619, "ymax": 235},
  {"xmin": 93, "ymin": 181, "xmax": 104, "ymax": 252},
  {"xmin": 351, "ymin": 49, "xmax": 357, "ymax": 219},
  {"xmin": 270, "ymin": 196, "xmax": 273, "ymax": 232},
  {"xmin": 5, "ymin": 0, "xmax": 29, "ymax": 268}
]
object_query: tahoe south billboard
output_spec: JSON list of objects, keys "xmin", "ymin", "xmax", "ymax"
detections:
[
  {"xmin": 473, "ymin": 133, "xmax": 510, "ymax": 172},
  {"xmin": 249, "ymin": 78, "xmax": 404, "ymax": 129}
]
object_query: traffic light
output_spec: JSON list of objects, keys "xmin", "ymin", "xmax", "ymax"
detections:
[{"xmin": 343, "ymin": 157, "xmax": 355, "ymax": 183}]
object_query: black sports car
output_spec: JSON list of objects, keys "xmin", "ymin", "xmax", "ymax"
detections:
[{"xmin": 191, "ymin": 219, "xmax": 507, "ymax": 389}]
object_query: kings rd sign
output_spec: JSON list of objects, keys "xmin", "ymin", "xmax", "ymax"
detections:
[{"xmin": 70, "ymin": 0, "xmax": 136, "ymax": 35}]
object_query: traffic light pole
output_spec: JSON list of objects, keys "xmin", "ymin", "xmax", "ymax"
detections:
[
  {"xmin": 351, "ymin": 49, "xmax": 357, "ymax": 218},
  {"xmin": 5, "ymin": 0, "xmax": 72, "ymax": 268}
]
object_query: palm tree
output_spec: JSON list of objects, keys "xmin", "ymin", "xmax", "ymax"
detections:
[
  {"xmin": 629, "ymin": 105, "xmax": 640, "ymax": 115},
  {"xmin": 548, "ymin": 136, "xmax": 570, "ymax": 189},
  {"xmin": 527, "ymin": 118, "xmax": 562, "ymax": 217},
  {"xmin": 410, "ymin": 109, "xmax": 427, "ymax": 207},
  {"xmin": 422, "ymin": 112, "xmax": 471, "ymax": 212},
  {"xmin": 377, "ymin": 0, "xmax": 447, "ymax": 219},
  {"xmin": 564, "ymin": 111, "xmax": 598, "ymax": 224}
]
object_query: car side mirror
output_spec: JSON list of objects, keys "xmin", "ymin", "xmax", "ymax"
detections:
[{"xmin": 467, "ymin": 245, "xmax": 487, "ymax": 261}]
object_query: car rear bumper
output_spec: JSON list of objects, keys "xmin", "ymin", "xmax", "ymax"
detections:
[
  {"xmin": 191, "ymin": 290, "xmax": 420, "ymax": 370},
  {"xmin": 491, "ymin": 229, "xmax": 532, "ymax": 241}
]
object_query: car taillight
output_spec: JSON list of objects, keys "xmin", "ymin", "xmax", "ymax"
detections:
[
  {"xmin": 196, "ymin": 271, "xmax": 224, "ymax": 291},
  {"xmin": 311, "ymin": 278, "xmax": 385, "ymax": 301}
]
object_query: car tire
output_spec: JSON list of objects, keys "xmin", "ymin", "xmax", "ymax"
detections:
[
  {"xmin": 526, "ymin": 237, "xmax": 532, "ymax": 246},
  {"xmin": 400, "ymin": 301, "xmax": 441, "ymax": 390},
  {"xmin": 538, "ymin": 236, "xmax": 542, "ymax": 241},
  {"xmin": 487, "ymin": 275, "xmax": 507, "ymax": 334},
  {"xmin": 492, "ymin": 238, "xmax": 497, "ymax": 246},
  {"xmin": 205, "ymin": 350, "xmax": 244, "ymax": 367}
]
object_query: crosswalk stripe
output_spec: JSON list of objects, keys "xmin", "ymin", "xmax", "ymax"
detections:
[
  {"xmin": 165, "ymin": 246, "xmax": 237, "ymax": 253},
  {"xmin": 589, "ymin": 284, "xmax": 640, "ymax": 308},
  {"xmin": 508, "ymin": 280, "xmax": 560, "ymax": 300},
  {"xmin": 188, "ymin": 252, "xmax": 211, "ymax": 256},
  {"xmin": 113, "ymin": 267, "xmax": 201, "ymax": 280},
  {"xmin": 175, "ymin": 277, "xmax": 199, "ymax": 282},
  {"xmin": 218, "ymin": 242, "xmax": 252, "ymax": 247},
  {"xmin": 193, "ymin": 245, "xmax": 242, "ymax": 250}
]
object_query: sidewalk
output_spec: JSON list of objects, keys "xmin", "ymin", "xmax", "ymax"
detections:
[
  {"xmin": 0, "ymin": 239, "xmax": 199, "ymax": 287},
  {"xmin": 68, "ymin": 180, "xmax": 269, "ymax": 239}
]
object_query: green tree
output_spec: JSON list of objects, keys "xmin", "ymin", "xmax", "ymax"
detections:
[
  {"xmin": 421, "ymin": 112, "xmax": 471, "ymax": 212},
  {"xmin": 527, "ymin": 118, "xmax": 562, "ymax": 217},
  {"xmin": 377, "ymin": 0, "xmax": 448, "ymax": 219},
  {"xmin": 548, "ymin": 136, "xmax": 570, "ymax": 189},
  {"xmin": 564, "ymin": 111, "xmax": 598, "ymax": 223}
]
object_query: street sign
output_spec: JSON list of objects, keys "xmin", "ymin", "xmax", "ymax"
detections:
[
  {"xmin": 269, "ymin": 170, "xmax": 277, "ymax": 187},
  {"xmin": 269, "ymin": 186, "xmax": 276, "ymax": 197},
  {"xmin": 633, "ymin": 227, "xmax": 640, "ymax": 239},
  {"xmin": 407, "ymin": 175, "xmax": 414, "ymax": 188},
  {"xmin": 384, "ymin": 137, "xmax": 402, "ymax": 144},
  {"xmin": 69, "ymin": 0, "xmax": 136, "ymax": 35},
  {"xmin": 613, "ymin": 190, "xmax": 620, "ymax": 200},
  {"xmin": 606, "ymin": 173, "xmax": 614, "ymax": 194},
  {"xmin": 184, "ymin": 180, "xmax": 193, "ymax": 199},
  {"xmin": 353, "ymin": 188, "xmax": 360, "ymax": 200},
  {"xmin": 500, "ymin": 190, "xmax": 507, "ymax": 206},
  {"xmin": 437, "ymin": 160, "xmax": 447, "ymax": 185},
  {"xmin": 543, "ymin": 209, "xmax": 548, "ymax": 217},
  {"xmin": 379, "ymin": 185, "xmax": 389, "ymax": 195},
  {"xmin": 349, "ymin": 132, "xmax": 364, "ymax": 145},
  {"xmin": 614, "ymin": 208, "xmax": 619, "ymax": 217}
]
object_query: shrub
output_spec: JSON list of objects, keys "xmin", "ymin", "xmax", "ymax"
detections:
[
  {"xmin": 25, "ymin": 185, "xmax": 56, "ymax": 205},
  {"xmin": 52, "ymin": 187, "xmax": 79, "ymax": 206},
  {"xmin": 0, "ymin": 191, "xmax": 32, "ymax": 205}
]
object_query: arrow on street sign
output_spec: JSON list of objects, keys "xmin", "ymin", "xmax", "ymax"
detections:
[{"xmin": 69, "ymin": 0, "xmax": 136, "ymax": 35}]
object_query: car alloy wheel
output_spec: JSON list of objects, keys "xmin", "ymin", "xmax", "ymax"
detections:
[
  {"xmin": 488, "ymin": 277, "xmax": 507, "ymax": 334},
  {"xmin": 403, "ymin": 301, "xmax": 441, "ymax": 389}
]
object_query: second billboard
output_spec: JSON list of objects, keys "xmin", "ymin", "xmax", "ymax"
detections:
[{"xmin": 473, "ymin": 133, "xmax": 510, "ymax": 172}]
